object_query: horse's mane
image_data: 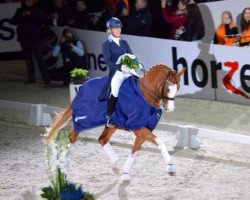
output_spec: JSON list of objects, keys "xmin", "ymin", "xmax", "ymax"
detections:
[{"xmin": 142, "ymin": 64, "xmax": 171, "ymax": 79}]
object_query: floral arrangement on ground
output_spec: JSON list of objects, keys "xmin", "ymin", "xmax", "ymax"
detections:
[{"xmin": 41, "ymin": 129, "xmax": 95, "ymax": 200}]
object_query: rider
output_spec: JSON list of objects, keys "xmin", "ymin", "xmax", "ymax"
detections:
[{"xmin": 101, "ymin": 17, "xmax": 134, "ymax": 127}]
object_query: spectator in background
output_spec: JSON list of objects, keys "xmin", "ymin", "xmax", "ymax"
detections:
[
  {"xmin": 84, "ymin": 0, "xmax": 106, "ymax": 13},
  {"xmin": 107, "ymin": 0, "xmax": 130, "ymax": 18},
  {"xmin": 214, "ymin": 11, "xmax": 238, "ymax": 46},
  {"xmin": 11, "ymin": 0, "xmax": 50, "ymax": 84},
  {"xmin": 71, "ymin": 0, "xmax": 93, "ymax": 30},
  {"xmin": 88, "ymin": 0, "xmax": 114, "ymax": 31},
  {"xmin": 161, "ymin": 0, "xmax": 188, "ymax": 40},
  {"xmin": 239, "ymin": 7, "xmax": 250, "ymax": 47},
  {"xmin": 175, "ymin": 1, "xmax": 204, "ymax": 41},
  {"xmin": 52, "ymin": 28, "xmax": 85, "ymax": 86},
  {"xmin": 49, "ymin": 0, "xmax": 73, "ymax": 26},
  {"xmin": 122, "ymin": 0, "xmax": 152, "ymax": 36}
]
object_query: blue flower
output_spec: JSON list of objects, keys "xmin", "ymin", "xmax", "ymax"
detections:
[{"xmin": 59, "ymin": 183, "xmax": 84, "ymax": 200}]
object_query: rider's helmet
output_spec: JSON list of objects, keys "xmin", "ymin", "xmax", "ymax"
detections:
[{"xmin": 106, "ymin": 17, "xmax": 122, "ymax": 29}]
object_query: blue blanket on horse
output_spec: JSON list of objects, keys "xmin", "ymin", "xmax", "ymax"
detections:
[{"xmin": 72, "ymin": 76, "xmax": 162, "ymax": 132}]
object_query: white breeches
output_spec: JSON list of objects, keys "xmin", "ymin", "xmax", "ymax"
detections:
[{"xmin": 111, "ymin": 71, "xmax": 130, "ymax": 97}]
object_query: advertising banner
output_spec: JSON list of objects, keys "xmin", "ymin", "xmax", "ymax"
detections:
[
  {"xmin": 53, "ymin": 28, "xmax": 250, "ymax": 105},
  {"xmin": 0, "ymin": 3, "xmax": 21, "ymax": 52}
]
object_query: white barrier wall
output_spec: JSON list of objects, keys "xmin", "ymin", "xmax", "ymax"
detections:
[{"xmin": 54, "ymin": 28, "xmax": 250, "ymax": 105}]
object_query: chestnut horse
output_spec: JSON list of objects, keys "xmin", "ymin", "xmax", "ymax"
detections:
[{"xmin": 47, "ymin": 64, "xmax": 185, "ymax": 181}]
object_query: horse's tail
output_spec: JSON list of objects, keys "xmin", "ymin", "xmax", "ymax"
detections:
[{"xmin": 46, "ymin": 104, "xmax": 73, "ymax": 141}]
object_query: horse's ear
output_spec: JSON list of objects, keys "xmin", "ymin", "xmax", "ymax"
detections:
[{"xmin": 177, "ymin": 68, "xmax": 186, "ymax": 78}]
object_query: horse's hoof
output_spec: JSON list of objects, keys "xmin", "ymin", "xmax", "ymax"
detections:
[
  {"xmin": 69, "ymin": 132, "xmax": 78, "ymax": 144},
  {"xmin": 121, "ymin": 172, "xmax": 131, "ymax": 182},
  {"xmin": 166, "ymin": 164, "xmax": 176, "ymax": 176},
  {"xmin": 112, "ymin": 167, "xmax": 120, "ymax": 176},
  {"xmin": 112, "ymin": 161, "xmax": 120, "ymax": 176},
  {"xmin": 168, "ymin": 172, "xmax": 176, "ymax": 176}
]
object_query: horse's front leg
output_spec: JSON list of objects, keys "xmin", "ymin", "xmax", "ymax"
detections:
[
  {"xmin": 139, "ymin": 129, "xmax": 176, "ymax": 176},
  {"xmin": 98, "ymin": 126, "xmax": 119, "ymax": 175},
  {"xmin": 153, "ymin": 137, "xmax": 176, "ymax": 176}
]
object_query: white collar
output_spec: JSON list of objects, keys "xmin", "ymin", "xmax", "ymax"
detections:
[{"xmin": 110, "ymin": 35, "xmax": 120, "ymax": 46}]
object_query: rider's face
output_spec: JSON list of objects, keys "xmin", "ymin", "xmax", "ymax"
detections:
[{"xmin": 111, "ymin": 27, "xmax": 121, "ymax": 38}]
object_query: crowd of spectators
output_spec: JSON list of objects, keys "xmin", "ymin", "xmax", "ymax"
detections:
[
  {"xmin": 2, "ymin": 0, "xmax": 241, "ymax": 39},
  {"xmin": 214, "ymin": 7, "xmax": 250, "ymax": 46},
  {"xmin": 3, "ymin": 0, "xmax": 250, "ymax": 85},
  {"xmin": 3, "ymin": 0, "xmax": 250, "ymax": 44}
]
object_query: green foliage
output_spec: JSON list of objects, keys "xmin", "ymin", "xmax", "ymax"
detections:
[
  {"xmin": 54, "ymin": 130, "xmax": 71, "ymax": 154},
  {"xmin": 42, "ymin": 130, "xmax": 95, "ymax": 200},
  {"xmin": 84, "ymin": 192, "xmax": 96, "ymax": 200},
  {"xmin": 41, "ymin": 186, "xmax": 58, "ymax": 199},
  {"xmin": 70, "ymin": 68, "xmax": 89, "ymax": 79},
  {"xmin": 120, "ymin": 55, "xmax": 140, "ymax": 69}
]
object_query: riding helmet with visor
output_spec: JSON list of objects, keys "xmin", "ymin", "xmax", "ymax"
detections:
[{"xmin": 106, "ymin": 17, "xmax": 122, "ymax": 29}]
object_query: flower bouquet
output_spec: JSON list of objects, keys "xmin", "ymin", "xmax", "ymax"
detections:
[
  {"xmin": 116, "ymin": 53, "xmax": 141, "ymax": 69},
  {"xmin": 41, "ymin": 130, "xmax": 95, "ymax": 200},
  {"xmin": 70, "ymin": 68, "xmax": 89, "ymax": 85},
  {"xmin": 116, "ymin": 53, "xmax": 144, "ymax": 77}
]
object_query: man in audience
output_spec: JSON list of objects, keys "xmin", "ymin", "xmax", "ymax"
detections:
[
  {"xmin": 71, "ymin": 0, "xmax": 93, "ymax": 30},
  {"xmin": 122, "ymin": 0, "xmax": 152, "ymax": 36},
  {"xmin": 52, "ymin": 28, "xmax": 85, "ymax": 86},
  {"xmin": 11, "ymin": 0, "xmax": 50, "ymax": 84},
  {"xmin": 50, "ymin": 0, "xmax": 73, "ymax": 26}
]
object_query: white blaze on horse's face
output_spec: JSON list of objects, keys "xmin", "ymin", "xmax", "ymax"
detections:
[{"xmin": 164, "ymin": 84, "xmax": 178, "ymax": 112}]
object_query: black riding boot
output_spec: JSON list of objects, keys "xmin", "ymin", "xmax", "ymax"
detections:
[{"xmin": 106, "ymin": 95, "xmax": 117, "ymax": 127}]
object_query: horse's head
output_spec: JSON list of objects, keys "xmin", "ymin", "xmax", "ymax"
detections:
[{"xmin": 140, "ymin": 64, "xmax": 186, "ymax": 112}]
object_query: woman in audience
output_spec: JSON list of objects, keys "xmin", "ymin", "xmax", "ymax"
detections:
[
  {"xmin": 161, "ymin": 0, "xmax": 188, "ymax": 40},
  {"xmin": 239, "ymin": 7, "xmax": 250, "ymax": 47},
  {"xmin": 214, "ymin": 11, "xmax": 238, "ymax": 46},
  {"xmin": 177, "ymin": 1, "xmax": 205, "ymax": 41}
]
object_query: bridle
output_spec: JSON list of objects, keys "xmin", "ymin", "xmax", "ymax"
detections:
[{"xmin": 139, "ymin": 70, "xmax": 178, "ymax": 104}]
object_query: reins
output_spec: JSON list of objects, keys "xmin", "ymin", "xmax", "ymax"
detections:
[{"xmin": 139, "ymin": 70, "xmax": 176, "ymax": 104}]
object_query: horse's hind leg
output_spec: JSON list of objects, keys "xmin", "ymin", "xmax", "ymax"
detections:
[
  {"xmin": 69, "ymin": 128, "xmax": 79, "ymax": 144},
  {"xmin": 98, "ymin": 127, "xmax": 119, "ymax": 175}
]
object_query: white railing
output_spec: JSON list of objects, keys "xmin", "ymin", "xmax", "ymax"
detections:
[{"xmin": 1, "ymin": 100, "xmax": 249, "ymax": 149}]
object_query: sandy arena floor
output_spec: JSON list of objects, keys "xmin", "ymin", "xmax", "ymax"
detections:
[{"xmin": 0, "ymin": 61, "xmax": 250, "ymax": 200}]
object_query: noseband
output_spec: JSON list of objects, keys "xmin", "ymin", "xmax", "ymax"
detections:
[{"xmin": 139, "ymin": 70, "xmax": 177, "ymax": 103}]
